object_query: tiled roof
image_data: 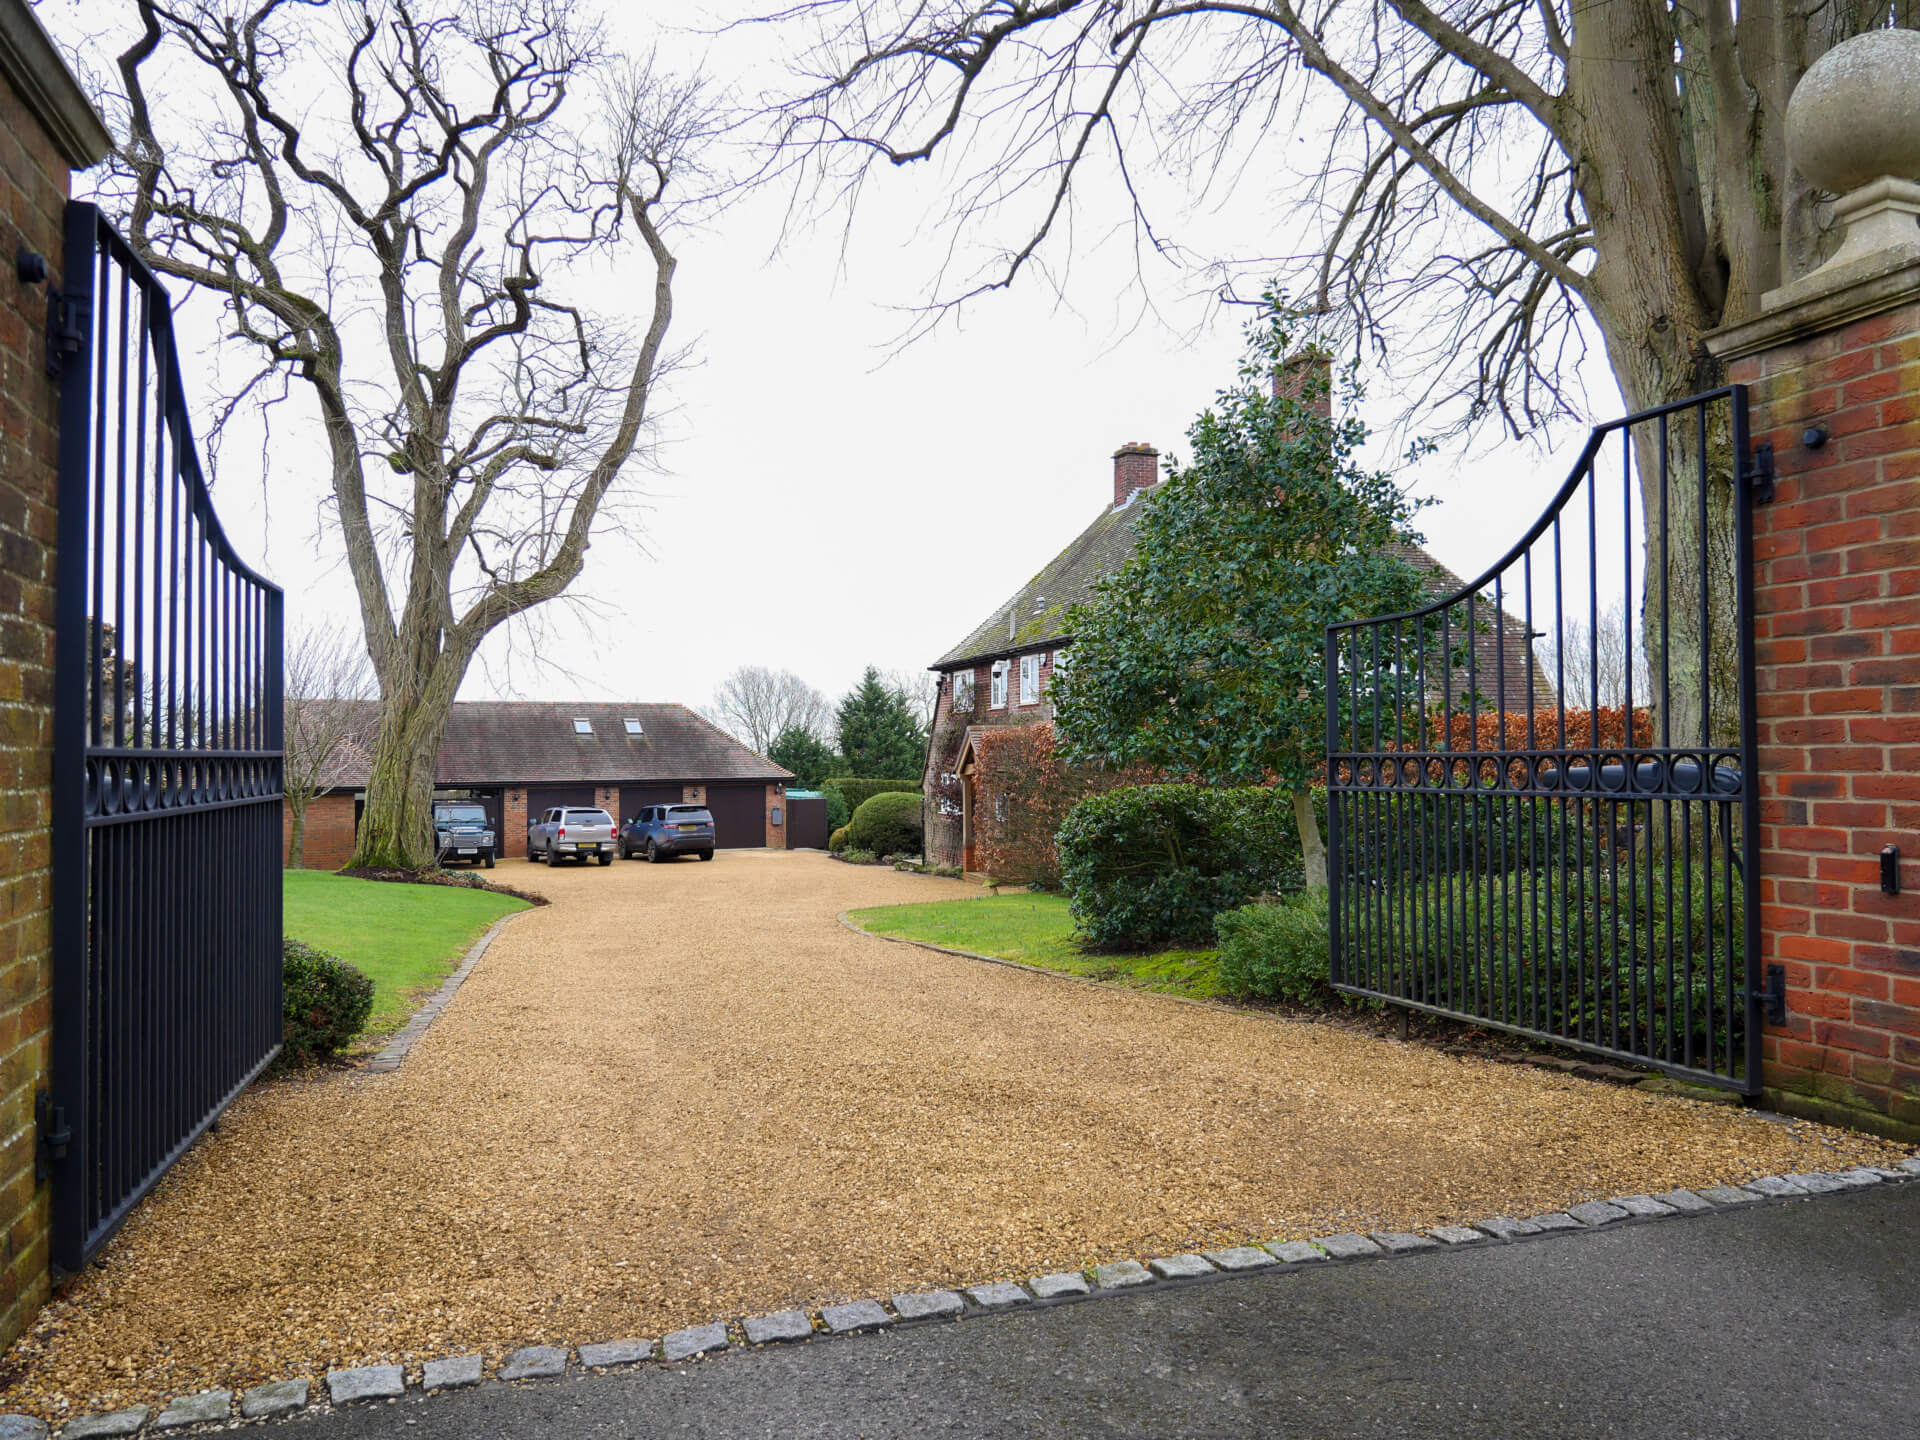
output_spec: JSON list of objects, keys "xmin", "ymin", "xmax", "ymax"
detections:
[
  {"xmin": 303, "ymin": 701, "xmax": 791, "ymax": 788},
  {"xmin": 934, "ymin": 499, "xmax": 1549, "ymax": 712},
  {"xmin": 934, "ymin": 501, "xmax": 1145, "ymax": 667}
]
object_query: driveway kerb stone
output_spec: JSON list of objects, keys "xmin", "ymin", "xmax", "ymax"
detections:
[
  {"xmin": 743, "ymin": 1312, "xmax": 813, "ymax": 1346},
  {"xmin": 6, "ymin": 1158, "xmax": 1912, "ymax": 1437},
  {"xmin": 365, "ymin": 915, "xmax": 522, "ymax": 1074}
]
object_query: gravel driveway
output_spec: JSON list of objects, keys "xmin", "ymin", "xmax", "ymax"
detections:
[{"xmin": 4, "ymin": 852, "xmax": 1900, "ymax": 1417}]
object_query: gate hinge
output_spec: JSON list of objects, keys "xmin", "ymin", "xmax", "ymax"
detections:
[
  {"xmin": 44, "ymin": 286, "xmax": 87, "ymax": 379},
  {"xmin": 1750, "ymin": 962, "xmax": 1787, "ymax": 1026},
  {"xmin": 34, "ymin": 1089, "xmax": 70, "ymax": 1181},
  {"xmin": 1743, "ymin": 441, "xmax": 1775, "ymax": 505}
]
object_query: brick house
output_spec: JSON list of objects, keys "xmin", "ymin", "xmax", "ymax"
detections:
[
  {"xmin": 923, "ymin": 437, "xmax": 1548, "ymax": 871},
  {"xmin": 285, "ymin": 701, "xmax": 793, "ymax": 867}
]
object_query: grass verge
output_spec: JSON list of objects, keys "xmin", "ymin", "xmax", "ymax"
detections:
[
  {"xmin": 283, "ymin": 871, "xmax": 530, "ymax": 1034},
  {"xmin": 847, "ymin": 892, "xmax": 1222, "ymax": 999}
]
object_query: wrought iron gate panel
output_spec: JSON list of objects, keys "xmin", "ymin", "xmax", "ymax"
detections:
[
  {"xmin": 50, "ymin": 203, "xmax": 284, "ymax": 1270},
  {"xmin": 1326, "ymin": 387, "xmax": 1762, "ymax": 1093}
]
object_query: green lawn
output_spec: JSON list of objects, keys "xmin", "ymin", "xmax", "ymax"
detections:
[
  {"xmin": 847, "ymin": 893, "xmax": 1223, "ymax": 998},
  {"xmin": 283, "ymin": 871, "xmax": 530, "ymax": 1034}
]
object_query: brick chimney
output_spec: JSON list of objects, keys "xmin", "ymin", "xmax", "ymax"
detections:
[
  {"xmin": 1112, "ymin": 441, "xmax": 1159, "ymax": 508},
  {"xmin": 1274, "ymin": 348, "xmax": 1333, "ymax": 421}
]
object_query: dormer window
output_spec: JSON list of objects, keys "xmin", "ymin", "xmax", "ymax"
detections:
[
  {"xmin": 572, "ymin": 717, "xmax": 592, "ymax": 735},
  {"xmin": 623, "ymin": 717, "xmax": 642, "ymax": 735}
]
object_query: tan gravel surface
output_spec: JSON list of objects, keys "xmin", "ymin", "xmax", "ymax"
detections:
[{"xmin": 4, "ymin": 851, "xmax": 1903, "ymax": 1418}]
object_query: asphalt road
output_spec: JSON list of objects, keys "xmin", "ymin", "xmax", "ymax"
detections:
[{"xmin": 275, "ymin": 1184, "xmax": 1919, "ymax": 1440}]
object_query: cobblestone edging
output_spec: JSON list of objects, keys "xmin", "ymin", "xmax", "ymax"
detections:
[
  {"xmin": 364, "ymin": 914, "xmax": 520, "ymax": 1074},
  {"xmin": 11, "ymin": 1157, "xmax": 1917, "ymax": 1437}
]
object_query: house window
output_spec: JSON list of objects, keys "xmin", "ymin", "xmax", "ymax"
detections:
[
  {"xmin": 1053, "ymin": 647, "xmax": 1068, "ymax": 671},
  {"xmin": 1020, "ymin": 653, "xmax": 1040, "ymax": 705},
  {"xmin": 954, "ymin": 670, "xmax": 975, "ymax": 710},
  {"xmin": 572, "ymin": 717, "xmax": 592, "ymax": 735},
  {"xmin": 623, "ymin": 717, "xmax": 642, "ymax": 735},
  {"xmin": 990, "ymin": 661, "xmax": 1008, "ymax": 709}
]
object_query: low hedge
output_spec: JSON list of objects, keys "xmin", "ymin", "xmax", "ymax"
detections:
[
  {"xmin": 846, "ymin": 790, "xmax": 924, "ymax": 857},
  {"xmin": 1215, "ymin": 890, "xmax": 1332, "ymax": 1003},
  {"xmin": 282, "ymin": 939, "xmax": 374, "ymax": 1064},
  {"xmin": 828, "ymin": 824, "xmax": 851, "ymax": 853},
  {"xmin": 1057, "ymin": 784, "xmax": 1302, "ymax": 948},
  {"xmin": 824, "ymin": 778, "xmax": 920, "ymax": 814}
]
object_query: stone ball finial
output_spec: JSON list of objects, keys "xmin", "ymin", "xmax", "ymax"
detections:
[{"xmin": 1786, "ymin": 28, "xmax": 1920, "ymax": 195}]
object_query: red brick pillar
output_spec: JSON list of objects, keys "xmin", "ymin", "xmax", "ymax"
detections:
[
  {"xmin": 1710, "ymin": 272, "xmax": 1920, "ymax": 1139},
  {"xmin": 503, "ymin": 787, "xmax": 528, "ymax": 858}
]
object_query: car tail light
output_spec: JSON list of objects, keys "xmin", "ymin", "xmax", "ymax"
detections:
[{"xmin": 558, "ymin": 827, "xmax": 566, "ymax": 839}]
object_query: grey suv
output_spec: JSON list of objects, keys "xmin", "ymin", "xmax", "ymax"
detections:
[{"xmin": 621, "ymin": 805, "xmax": 716, "ymax": 862}]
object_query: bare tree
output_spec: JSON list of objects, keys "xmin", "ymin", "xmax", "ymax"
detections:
[
  {"xmin": 93, "ymin": 0, "xmax": 717, "ymax": 867},
  {"xmin": 882, "ymin": 666, "xmax": 940, "ymax": 732},
  {"xmin": 706, "ymin": 664, "xmax": 834, "ymax": 755},
  {"xmin": 768, "ymin": 0, "xmax": 1911, "ymax": 747},
  {"xmin": 284, "ymin": 624, "xmax": 376, "ymax": 869},
  {"xmin": 1535, "ymin": 596, "xmax": 1651, "ymax": 712}
]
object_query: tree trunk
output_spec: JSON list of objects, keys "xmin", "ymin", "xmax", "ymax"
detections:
[
  {"xmin": 1294, "ymin": 787, "xmax": 1327, "ymax": 891},
  {"xmin": 287, "ymin": 801, "xmax": 307, "ymax": 870},
  {"xmin": 350, "ymin": 669, "xmax": 462, "ymax": 869}
]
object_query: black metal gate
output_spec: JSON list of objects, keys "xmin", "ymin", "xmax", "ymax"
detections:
[
  {"xmin": 49, "ymin": 203, "xmax": 285, "ymax": 1269},
  {"xmin": 1326, "ymin": 387, "xmax": 1765, "ymax": 1092}
]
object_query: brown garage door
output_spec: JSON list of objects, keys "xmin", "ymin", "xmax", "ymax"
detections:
[
  {"xmin": 704, "ymin": 784, "xmax": 766, "ymax": 849},
  {"xmin": 619, "ymin": 784, "xmax": 684, "ymax": 824},
  {"xmin": 786, "ymin": 796, "xmax": 828, "ymax": 850}
]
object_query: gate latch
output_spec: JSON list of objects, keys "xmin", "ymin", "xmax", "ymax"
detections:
[
  {"xmin": 35, "ymin": 1089, "xmax": 70, "ymax": 1181},
  {"xmin": 44, "ymin": 286, "xmax": 87, "ymax": 379},
  {"xmin": 1743, "ymin": 441, "xmax": 1776, "ymax": 505},
  {"xmin": 1752, "ymin": 963, "xmax": 1787, "ymax": 1026}
]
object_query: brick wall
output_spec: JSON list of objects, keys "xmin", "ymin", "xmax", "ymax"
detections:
[
  {"xmin": 281, "ymin": 793, "xmax": 356, "ymax": 870},
  {"xmin": 764, "ymin": 782, "xmax": 787, "ymax": 849},
  {"xmin": 1720, "ymin": 293, "xmax": 1920, "ymax": 1134},
  {"xmin": 503, "ymin": 787, "xmax": 527, "ymax": 858},
  {"xmin": 0, "ymin": 12, "xmax": 105, "ymax": 1351}
]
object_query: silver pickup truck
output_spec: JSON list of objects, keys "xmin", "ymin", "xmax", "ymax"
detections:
[{"xmin": 527, "ymin": 806, "xmax": 617, "ymax": 866}]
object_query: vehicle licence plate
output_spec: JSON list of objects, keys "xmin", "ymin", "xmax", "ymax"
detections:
[
  {"xmin": 678, "ymin": 824, "xmax": 700, "ymax": 831},
  {"xmin": 458, "ymin": 848, "xmax": 475, "ymax": 854}
]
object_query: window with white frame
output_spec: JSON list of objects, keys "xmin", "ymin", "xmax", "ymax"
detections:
[
  {"xmin": 954, "ymin": 670, "xmax": 976, "ymax": 710},
  {"xmin": 1020, "ymin": 653, "xmax": 1040, "ymax": 705},
  {"xmin": 990, "ymin": 660, "xmax": 1008, "ymax": 709},
  {"xmin": 572, "ymin": 717, "xmax": 592, "ymax": 735}
]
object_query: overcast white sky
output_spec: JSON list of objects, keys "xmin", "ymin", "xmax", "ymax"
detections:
[{"xmin": 47, "ymin": 0, "xmax": 1625, "ymax": 720}]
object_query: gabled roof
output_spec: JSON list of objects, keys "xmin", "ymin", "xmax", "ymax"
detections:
[
  {"xmin": 933, "ymin": 497, "xmax": 1549, "ymax": 712},
  {"xmin": 300, "ymin": 701, "xmax": 791, "ymax": 788},
  {"xmin": 934, "ymin": 500, "xmax": 1146, "ymax": 668}
]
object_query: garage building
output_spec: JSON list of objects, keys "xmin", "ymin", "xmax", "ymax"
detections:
[{"xmin": 284, "ymin": 701, "xmax": 794, "ymax": 868}]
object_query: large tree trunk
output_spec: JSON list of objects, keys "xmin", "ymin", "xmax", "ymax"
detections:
[
  {"xmin": 351, "ymin": 658, "xmax": 464, "ymax": 869},
  {"xmin": 287, "ymin": 801, "xmax": 307, "ymax": 870}
]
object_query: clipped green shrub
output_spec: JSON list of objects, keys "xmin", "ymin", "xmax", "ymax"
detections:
[
  {"xmin": 828, "ymin": 825, "xmax": 851, "ymax": 853},
  {"xmin": 1058, "ymin": 784, "xmax": 1301, "ymax": 948},
  {"xmin": 825, "ymin": 778, "xmax": 920, "ymax": 814},
  {"xmin": 825, "ymin": 786, "xmax": 851, "ymax": 834},
  {"xmin": 1215, "ymin": 891, "xmax": 1332, "ymax": 1003},
  {"xmin": 282, "ymin": 938, "xmax": 374, "ymax": 1064},
  {"xmin": 846, "ymin": 789, "xmax": 924, "ymax": 857}
]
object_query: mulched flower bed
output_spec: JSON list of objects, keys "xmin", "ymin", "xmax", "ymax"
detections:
[{"xmin": 335, "ymin": 865, "xmax": 550, "ymax": 907}]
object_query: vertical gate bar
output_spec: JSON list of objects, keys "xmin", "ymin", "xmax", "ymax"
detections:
[
  {"xmin": 113, "ymin": 266, "xmax": 131, "ymax": 751},
  {"xmin": 88, "ymin": 239, "xmax": 106, "ymax": 752},
  {"xmin": 1325, "ymin": 625, "xmax": 1342, "ymax": 987},
  {"xmin": 1732, "ymin": 387, "xmax": 1762, "ymax": 1091},
  {"xmin": 52, "ymin": 204, "xmax": 101, "ymax": 1269},
  {"xmin": 1493, "ymin": 569, "xmax": 1507, "ymax": 1027}
]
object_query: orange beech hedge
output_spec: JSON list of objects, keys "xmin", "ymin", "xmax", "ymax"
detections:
[
  {"xmin": 1426, "ymin": 705, "xmax": 1653, "ymax": 753},
  {"xmin": 971, "ymin": 724, "xmax": 1152, "ymax": 888}
]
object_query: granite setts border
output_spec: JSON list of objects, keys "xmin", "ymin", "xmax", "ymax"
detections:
[
  {"xmin": 14, "ymin": 1157, "xmax": 1919, "ymax": 1436},
  {"xmin": 365, "ymin": 914, "xmax": 519, "ymax": 1074}
]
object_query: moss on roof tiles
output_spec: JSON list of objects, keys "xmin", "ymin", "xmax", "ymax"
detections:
[{"xmin": 936, "ymin": 501, "xmax": 1145, "ymax": 667}]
